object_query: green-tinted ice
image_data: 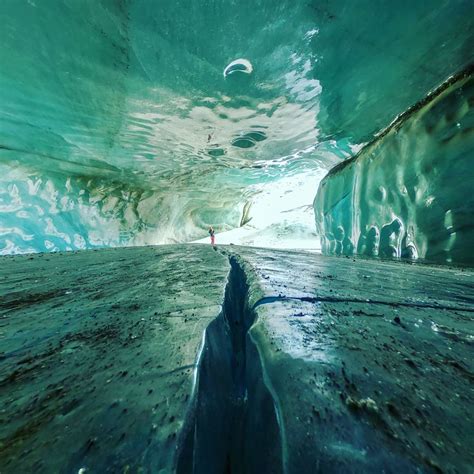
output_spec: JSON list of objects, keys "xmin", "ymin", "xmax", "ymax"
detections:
[{"xmin": 0, "ymin": 1, "xmax": 472, "ymax": 254}]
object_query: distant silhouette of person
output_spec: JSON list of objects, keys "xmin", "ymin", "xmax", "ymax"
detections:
[
  {"xmin": 207, "ymin": 134, "xmax": 212, "ymax": 143},
  {"xmin": 208, "ymin": 226, "xmax": 215, "ymax": 245}
]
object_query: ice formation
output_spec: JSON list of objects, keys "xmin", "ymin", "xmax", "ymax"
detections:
[
  {"xmin": 223, "ymin": 59, "xmax": 253, "ymax": 77},
  {"xmin": 0, "ymin": 1, "xmax": 473, "ymax": 260},
  {"xmin": 314, "ymin": 67, "xmax": 474, "ymax": 265},
  {"xmin": 1, "ymin": 2, "xmax": 474, "ymax": 472}
]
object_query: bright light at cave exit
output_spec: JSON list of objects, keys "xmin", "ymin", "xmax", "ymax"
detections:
[{"xmin": 194, "ymin": 169, "xmax": 326, "ymax": 250}]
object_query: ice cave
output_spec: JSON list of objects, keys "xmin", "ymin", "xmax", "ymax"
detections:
[{"xmin": 0, "ymin": 1, "xmax": 473, "ymax": 473}]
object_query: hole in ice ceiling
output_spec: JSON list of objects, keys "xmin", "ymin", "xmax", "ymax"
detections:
[
  {"xmin": 207, "ymin": 147, "xmax": 226, "ymax": 157},
  {"xmin": 231, "ymin": 136, "xmax": 256, "ymax": 148},
  {"xmin": 223, "ymin": 58, "xmax": 253, "ymax": 77},
  {"xmin": 245, "ymin": 130, "xmax": 267, "ymax": 142},
  {"xmin": 231, "ymin": 130, "xmax": 267, "ymax": 149}
]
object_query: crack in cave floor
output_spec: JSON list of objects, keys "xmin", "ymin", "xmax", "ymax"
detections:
[{"xmin": 0, "ymin": 244, "xmax": 473, "ymax": 473}]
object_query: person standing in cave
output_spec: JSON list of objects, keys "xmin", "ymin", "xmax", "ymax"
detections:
[{"xmin": 208, "ymin": 226, "xmax": 215, "ymax": 245}]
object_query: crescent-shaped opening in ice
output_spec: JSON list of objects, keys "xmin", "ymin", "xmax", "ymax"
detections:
[{"xmin": 223, "ymin": 58, "xmax": 253, "ymax": 78}]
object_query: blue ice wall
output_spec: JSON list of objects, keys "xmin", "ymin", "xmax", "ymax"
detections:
[
  {"xmin": 314, "ymin": 67, "xmax": 474, "ymax": 265},
  {"xmin": 0, "ymin": 163, "xmax": 251, "ymax": 253}
]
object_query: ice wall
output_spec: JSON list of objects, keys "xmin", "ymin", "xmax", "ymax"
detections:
[
  {"xmin": 314, "ymin": 66, "xmax": 474, "ymax": 265},
  {"xmin": 0, "ymin": 162, "xmax": 250, "ymax": 253}
]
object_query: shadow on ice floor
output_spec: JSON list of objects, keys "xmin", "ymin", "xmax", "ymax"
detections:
[{"xmin": 0, "ymin": 244, "xmax": 473, "ymax": 473}]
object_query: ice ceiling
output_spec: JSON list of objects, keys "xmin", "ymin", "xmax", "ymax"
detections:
[{"xmin": 1, "ymin": 0, "xmax": 473, "ymax": 253}]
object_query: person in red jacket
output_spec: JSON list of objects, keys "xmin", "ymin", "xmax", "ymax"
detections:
[{"xmin": 208, "ymin": 226, "xmax": 215, "ymax": 245}]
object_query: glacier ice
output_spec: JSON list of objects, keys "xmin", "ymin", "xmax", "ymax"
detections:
[
  {"xmin": 1, "ymin": 2, "xmax": 474, "ymax": 471},
  {"xmin": 2, "ymin": 246, "xmax": 473, "ymax": 472},
  {"xmin": 0, "ymin": 0, "xmax": 473, "ymax": 259},
  {"xmin": 314, "ymin": 67, "xmax": 474, "ymax": 265}
]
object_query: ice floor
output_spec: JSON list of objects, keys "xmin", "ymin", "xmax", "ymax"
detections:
[{"xmin": 1, "ymin": 245, "xmax": 472, "ymax": 473}]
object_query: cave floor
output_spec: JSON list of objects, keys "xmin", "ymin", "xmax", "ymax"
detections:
[{"xmin": 0, "ymin": 245, "xmax": 472, "ymax": 473}]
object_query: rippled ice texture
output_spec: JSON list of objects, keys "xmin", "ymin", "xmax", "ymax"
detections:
[
  {"xmin": 1, "ymin": 0, "xmax": 472, "ymax": 253},
  {"xmin": 314, "ymin": 70, "xmax": 474, "ymax": 265}
]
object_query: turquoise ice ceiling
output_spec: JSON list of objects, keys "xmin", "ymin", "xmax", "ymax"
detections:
[{"xmin": 0, "ymin": 0, "xmax": 473, "ymax": 253}]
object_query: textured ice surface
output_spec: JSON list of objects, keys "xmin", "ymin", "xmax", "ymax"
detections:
[
  {"xmin": 1, "ymin": 245, "xmax": 473, "ymax": 472},
  {"xmin": 1, "ymin": 1, "xmax": 473, "ymax": 253},
  {"xmin": 0, "ymin": 245, "xmax": 231, "ymax": 472},
  {"xmin": 237, "ymin": 247, "xmax": 474, "ymax": 473},
  {"xmin": 314, "ymin": 68, "xmax": 474, "ymax": 265}
]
